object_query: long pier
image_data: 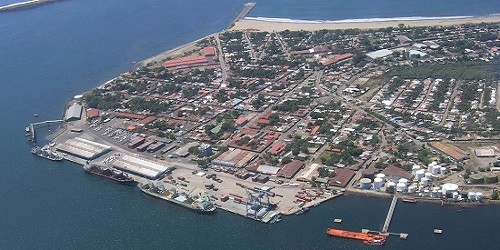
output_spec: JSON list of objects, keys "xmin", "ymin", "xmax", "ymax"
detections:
[
  {"xmin": 226, "ymin": 2, "xmax": 256, "ymax": 30},
  {"xmin": 382, "ymin": 195, "xmax": 398, "ymax": 233}
]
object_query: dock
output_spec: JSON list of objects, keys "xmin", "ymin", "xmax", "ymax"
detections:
[
  {"xmin": 27, "ymin": 120, "xmax": 63, "ymax": 143},
  {"xmin": 226, "ymin": 2, "xmax": 256, "ymax": 30},
  {"xmin": 382, "ymin": 194, "xmax": 398, "ymax": 233}
]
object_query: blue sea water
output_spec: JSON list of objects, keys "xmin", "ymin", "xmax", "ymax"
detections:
[{"xmin": 0, "ymin": 0, "xmax": 499, "ymax": 249}]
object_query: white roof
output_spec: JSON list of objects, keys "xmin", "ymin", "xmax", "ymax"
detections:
[
  {"xmin": 366, "ymin": 49, "xmax": 393, "ymax": 59},
  {"xmin": 257, "ymin": 165, "xmax": 280, "ymax": 175}
]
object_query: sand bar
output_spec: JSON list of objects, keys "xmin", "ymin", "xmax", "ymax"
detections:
[{"xmin": 231, "ymin": 15, "xmax": 500, "ymax": 32}]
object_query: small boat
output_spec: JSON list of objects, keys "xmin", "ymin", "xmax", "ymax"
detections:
[
  {"xmin": 434, "ymin": 229, "xmax": 443, "ymax": 234},
  {"xmin": 295, "ymin": 207, "xmax": 309, "ymax": 215},
  {"xmin": 402, "ymin": 198, "xmax": 417, "ymax": 203},
  {"xmin": 363, "ymin": 238, "xmax": 386, "ymax": 246},
  {"xmin": 334, "ymin": 218, "xmax": 342, "ymax": 223},
  {"xmin": 33, "ymin": 113, "xmax": 39, "ymax": 117}
]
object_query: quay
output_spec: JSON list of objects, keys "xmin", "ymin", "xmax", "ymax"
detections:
[
  {"xmin": 0, "ymin": 0, "xmax": 60, "ymax": 12},
  {"xmin": 27, "ymin": 120, "xmax": 63, "ymax": 143},
  {"xmin": 226, "ymin": 2, "xmax": 256, "ymax": 30}
]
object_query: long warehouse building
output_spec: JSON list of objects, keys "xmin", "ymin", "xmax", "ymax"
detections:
[
  {"xmin": 112, "ymin": 154, "xmax": 173, "ymax": 179},
  {"xmin": 56, "ymin": 137, "xmax": 111, "ymax": 160}
]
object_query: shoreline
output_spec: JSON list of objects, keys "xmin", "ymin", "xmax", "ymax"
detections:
[{"xmin": 231, "ymin": 15, "xmax": 500, "ymax": 32}]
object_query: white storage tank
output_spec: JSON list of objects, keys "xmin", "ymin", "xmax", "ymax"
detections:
[
  {"xmin": 476, "ymin": 192, "xmax": 483, "ymax": 201},
  {"xmin": 452, "ymin": 192, "xmax": 459, "ymax": 200},
  {"xmin": 396, "ymin": 182, "xmax": 406, "ymax": 192},
  {"xmin": 423, "ymin": 189, "xmax": 430, "ymax": 197},
  {"xmin": 415, "ymin": 170, "xmax": 425, "ymax": 181},
  {"xmin": 467, "ymin": 192, "xmax": 476, "ymax": 201},
  {"xmin": 375, "ymin": 173, "xmax": 386, "ymax": 181},
  {"xmin": 440, "ymin": 167, "xmax": 448, "ymax": 175},
  {"xmin": 432, "ymin": 190, "xmax": 439, "ymax": 198},
  {"xmin": 386, "ymin": 181, "xmax": 396, "ymax": 189},
  {"xmin": 420, "ymin": 177, "xmax": 430, "ymax": 186},
  {"xmin": 359, "ymin": 178, "xmax": 372, "ymax": 189},
  {"xmin": 428, "ymin": 161, "xmax": 437, "ymax": 171},
  {"xmin": 398, "ymin": 178, "xmax": 409, "ymax": 187},
  {"xmin": 408, "ymin": 185, "xmax": 417, "ymax": 193},
  {"xmin": 441, "ymin": 183, "xmax": 459, "ymax": 196},
  {"xmin": 431, "ymin": 165, "xmax": 441, "ymax": 175},
  {"xmin": 425, "ymin": 172, "xmax": 433, "ymax": 180},
  {"xmin": 373, "ymin": 177, "xmax": 383, "ymax": 191},
  {"xmin": 412, "ymin": 165, "xmax": 421, "ymax": 175}
]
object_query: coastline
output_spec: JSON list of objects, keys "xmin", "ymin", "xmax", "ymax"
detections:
[{"xmin": 231, "ymin": 15, "xmax": 500, "ymax": 32}]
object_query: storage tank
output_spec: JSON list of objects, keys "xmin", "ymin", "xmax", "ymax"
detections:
[
  {"xmin": 476, "ymin": 192, "xmax": 483, "ymax": 201},
  {"xmin": 396, "ymin": 182, "xmax": 407, "ymax": 192},
  {"xmin": 431, "ymin": 165, "xmax": 441, "ymax": 175},
  {"xmin": 375, "ymin": 173, "xmax": 386, "ymax": 181},
  {"xmin": 420, "ymin": 177, "xmax": 430, "ymax": 186},
  {"xmin": 484, "ymin": 173, "xmax": 498, "ymax": 184},
  {"xmin": 441, "ymin": 183, "xmax": 459, "ymax": 196},
  {"xmin": 407, "ymin": 185, "xmax": 417, "ymax": 193},
  {"xmin": 398, "ymin": 178, "xmax": 409, "ymax": 185},
  {"xmin": 452, "ymin": 192, "xmax": 459, "ymax": 200},
  {"xmin": 432, "ymin": 190, "xmax": 439, "ymax": 198},
  {"xmin": 386, "ymin": 181, "xmax": 396, "ymax": 192},
  {"xmin": 359, "ymin": 178, "xmax": 372, "ymax": 189},
  {"xmin": 425, "ymin": 172, "xmax": 433, "ymax": 180},
  {"xmin": 428, "ymin": 161, "xmax": 437, "ymax": 171},
  {"xmin": 415, "ymin": 169, "xmax": 425, "ymax": 181},
  {"xmin": 423, "ymin": 189, "xmax": 430, "ymax": 197},
  {"xmin": 412, "ymin": 165, "xmax": 421, "ymax": 175},
  {"xmin": 440, "ymin": 167, "xmax": 448, "ymax": 175},
  {"xmin": 467, "ymin": 192, "xmax": 476, "ymax": 201},
  {"xmin": 373, "ymin": 177, "xmax": 383, "ymax": 191},
  {"xmin": 469, "ymin": 174, "xmax": 484, "ymax": 184}
]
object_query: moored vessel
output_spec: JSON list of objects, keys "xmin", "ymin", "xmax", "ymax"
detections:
[
  {"xmin": 326, "ymin": 228, "xmax": 387, "ymax": 245},
  {"xmin": 139, "ymin": 182, "xmax": 216, "ymax": 213},
  {"xmin": 31, "ymin": 145, "xmax": 63, "ymax": 161},
  {"xmin": 84, "ymin": 164, "xmax": 135, "ymax": 184},
  {"xmin": 295, "ymin": 207, "xmax": 309, "ymax": 215},
  {"xmin": 402, "ymin": 198, "xmax": 417, "ymax": 203}
]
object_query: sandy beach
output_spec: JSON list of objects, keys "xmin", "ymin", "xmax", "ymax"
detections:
[{"xmin": 231, "ymin": 15, "xmax": 500, "ymax": 32}]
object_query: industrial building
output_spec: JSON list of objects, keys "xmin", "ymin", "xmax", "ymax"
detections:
[
  {"xmin": 212, "ymin": 148, "xmax": 257, "ymax": 168},
  {"xmin": 65, "ymin": 103, "xmax": 83, "ymax": 121},
  {"xmin": 366, "ymin": 49, "xmax": 393, "ymax": 59},
  {"xmin": 277, "ymin": 160, "xmax": 304, "ymax": 179},
  {"xmin": 56, "ymin": 137, "xmax": 111, "ymax": 160},
  {"xmin": 112, "ymin": 154, "xmax": 173, "ymax": 179}
]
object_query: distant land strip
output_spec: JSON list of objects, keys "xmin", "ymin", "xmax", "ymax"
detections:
[{"xmin": 0, "ymin": 0, "xmax": 61, "ymax": 12}]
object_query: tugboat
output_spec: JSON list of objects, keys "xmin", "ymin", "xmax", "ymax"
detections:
[
  {"xmin": 139, "ymin": 182, "xmax": 216, "ymax": 213},
  {"xmin": 31, "ymin": 145, "xmax": 63, "ymax": 161},
  {"xmin": 84, "ymin": 164, "xmax": 135, "ymax": 184}
]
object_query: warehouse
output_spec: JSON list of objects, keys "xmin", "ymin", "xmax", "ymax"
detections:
[
  {"xmin": 56, "ymin": 137, "xmax": 111, "ymax": 160},
  {"xmin": 112, "ymin": 154, "xmax": 173, "ymax": 179},
  {"xmin": 65, "ymin": 103, "xmax": 82, "ymax": 121}
]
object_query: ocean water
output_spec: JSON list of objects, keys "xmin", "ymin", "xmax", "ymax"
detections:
[{"xmin": 0, "ymin": 0, "xmax": 499, "ymax": 249}]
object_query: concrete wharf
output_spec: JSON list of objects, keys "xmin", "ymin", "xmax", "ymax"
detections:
[
  {"xmin": 28, "ymin": 120, "xmax": 63, "ymax": 143},
  {"xmin": 382, "ymin": 194, "xmax": 398, "ymax": 233},
  {"xmin": 226, "ymin": 2, "xmax": 256, "ymax": 30}
]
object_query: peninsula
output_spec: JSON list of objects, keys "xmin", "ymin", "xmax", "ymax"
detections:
[{"xmin": 29, "ymin": 3, "xmax": 500, "ymax": 226}]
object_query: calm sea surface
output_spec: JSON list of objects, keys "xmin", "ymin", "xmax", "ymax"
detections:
[{"xmin": 0, "ymin": 0, "xmax": 499, "ymax": 249}]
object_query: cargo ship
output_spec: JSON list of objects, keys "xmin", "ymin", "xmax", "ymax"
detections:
[
  {"xmin": 31, "ymin": 145, "xmax": 63, "ymax": 161},
  {"xmin": 84, "ymin": 164, "xmax": 135, "ymax": 184},
  {"xmin": 139, "ymin": 183, "xmax": 216, "ymax": 213},
  {"xmin": 402, "ymin": 198, "xmax": 417, "ymax": 203},
  {"xmin": 326, "ymin": 228, "xmax": 387, "ymax": 246}
]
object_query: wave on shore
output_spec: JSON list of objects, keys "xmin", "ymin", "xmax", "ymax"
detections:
[{"xmin": 244, "ymin": 15, "xmax": 486, "ymax": 24}]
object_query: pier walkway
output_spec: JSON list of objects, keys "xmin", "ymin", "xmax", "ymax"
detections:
[
  {"xmin": 28, "ymin": 120, "xmax": 63, "ymax": 143},
  {"xmin": 382, "ymin": 194, "xmax": 398, "ymax": 233},
  {"xmin": 226, "ymin": 2, "xmax": 256, "ymax": 30}
]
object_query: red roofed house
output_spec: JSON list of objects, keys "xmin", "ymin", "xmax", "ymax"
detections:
[
  {"xmin": 203, "ymin": 46, "xmax": 217, "ymax": 58},
  {"xmin": 320, "ymin": 53, "xmax": 353, "ymax": 66},
  {"xmin": 328, "ymin": 168, "xmax": 355, "ymax": 187},
  {"xmin": 268, "ymin": 142, "xmax": 286, "ymax": 156},
  {"xmin": 115, "ymin": 112, "xmax": 146, "ymax": 120},
  {"xmin": 235, "ymin": 116, "xmax": 248, "ymax": 127},
  {"xmin": 139, "ymin": 116, "xmax": 157, "ymax": 126},
  {"xmin": 86, "ymin": 108, "xmax": 100, "ymax": 120},
  {"xmin": 277, "ymin": 160, "xmax": 304, "ymax": 179},
  {"xmin": 310, "ymin": 125, "xmax": 320, "ymax": 136},
  {"xmin": 382, "ymin": 165, "xmax": 413, "ymax": 181},
  {"xmin": 164, "ymin": 56, "xmax": 208, "ymax": 69}
]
